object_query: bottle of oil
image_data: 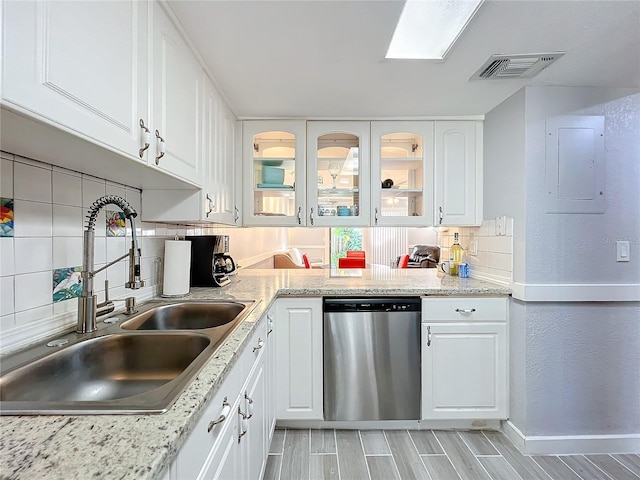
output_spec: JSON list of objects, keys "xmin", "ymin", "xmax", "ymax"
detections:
[{"xmin": 450, "ymin": 232, "xmax": 463, "ymax": 275}]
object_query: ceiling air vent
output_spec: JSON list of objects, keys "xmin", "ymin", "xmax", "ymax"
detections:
[{"xmin": 471, "ymin": 52, "xmax": 565, "ymax": 80}]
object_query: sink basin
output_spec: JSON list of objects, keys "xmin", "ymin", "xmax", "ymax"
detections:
[
  {"xmin": 0, "ymin": 333, "xmax": 211, "ymax": 414},
  {"xmin": 0, "ymin": 299, "xmax": 258, "ymax": 415},
  {"xmin": 120, "ymin": 301, "xmax": 247, "ymax": 331}
]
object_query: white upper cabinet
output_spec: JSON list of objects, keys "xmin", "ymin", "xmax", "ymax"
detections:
[
  {"xmin": 2, "ymin": 0, "xmax": 148, "ymax": 162},
  {"xmin": 242, "ymin": 120, "xmax": 307, "ymax": 227},
  {"xmin": 150, "ymin": 1, "xmax": 203, "ymax": 185},
  {"xmin": 434, "ymin": 121, "xmax": 483, "ymax": 226},
  {"xmin": 371, "ymin": 121, "xmax": 435, "ymax": 227},
  {"xmin": 307, "ymin": 121, "xmax": 370, "ymax": 227}
]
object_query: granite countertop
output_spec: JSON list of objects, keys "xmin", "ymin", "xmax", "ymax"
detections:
[{"xmin": 0, "ymin": 269, "xmax": 510, "ymax": 480}]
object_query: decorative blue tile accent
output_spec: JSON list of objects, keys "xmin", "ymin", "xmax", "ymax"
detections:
[
  {"xmin": 1, "ymin": 197, "xmax": 14, "ymax": 237},
  {"xmin": 53, "ymin": 267, "xmax": 82, "ymax": 302},
  {"xmin": 106, "ymin": 210, "xmax": 126, "ymax": 237}
]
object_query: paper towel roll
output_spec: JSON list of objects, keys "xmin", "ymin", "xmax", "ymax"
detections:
[{"xmin": 163, "ymin": 240, "xmax": 191, "ymax": 296}]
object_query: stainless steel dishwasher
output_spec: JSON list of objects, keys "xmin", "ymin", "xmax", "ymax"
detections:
[{"xmin": 323, "ymin": 297, "xmax": 421, "ymax": 421}]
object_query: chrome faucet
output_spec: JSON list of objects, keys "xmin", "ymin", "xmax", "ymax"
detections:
[{"xmin": 76, "ymin": 195, "xmax": 145, "ymax": 334}]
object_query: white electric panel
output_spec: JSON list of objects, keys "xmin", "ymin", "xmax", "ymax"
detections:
[{"xmin": 545, "ymin": 115, "xmax": 605, "ymax": 213}]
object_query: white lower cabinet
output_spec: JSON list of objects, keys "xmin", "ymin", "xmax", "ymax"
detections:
[
  {"xmin": 275, "ymin": 297, "xmax": 323, "ymax": 420},
  {"xmin": 421, "ymin": 296, "xmax": 508, "ymax": 420},
  {"xmin": 166, "ymin": 316, "xmax": 271, "ymax": 480}
]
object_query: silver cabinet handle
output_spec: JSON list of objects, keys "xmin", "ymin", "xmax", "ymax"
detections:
[
  {"xmin": 427, "ymin": 325, "xmax": 432, "ymax": 347},
  {"xmin": 238, "ymin": 406, "xmax": 248, "ymax": 442},
  {"xmin": 207, "ymin": 397, "xmax": 230, "ymax": 432},
  {"xmin": 455, "ymin": 308, "xmax": 476, "ymax": 314},
  {"xmin": 267, "ymin": 314, "xmax": 274, "ymax": 335},
  {"xmin": 297, "ymin": 206, "xmax": 302, "ymax": 225},
  {"xmin": 439, "ymin": 206, "xmax": 444, "ymax": 224},
  {"xmin": 234, "ymin": 206, "xmax": 240, "ymax": 224},
  {"xmin": 253, "ymin": 338, "xmax": 264, "ymax": 352},
  {"xmin": 245, "ymin": 392, "xmax": 254, "ymax": 419},
  {"xmin": 139, "ymin": 119, "xmax": 150, "ymax": 158},
  {"xmin": 205, "ymin": 194, "xmax": 214, "ymax": 217},
  {"xmin": 309, "ymin": 207, "xmax": 315, "ymax": 226},
  {"xmin": 155, "ymin": 130, "xmax": 165, "ymax": 165},
  {"xmin": 375, "ymin": 207, "xmax": 379, "ymax": 225}
]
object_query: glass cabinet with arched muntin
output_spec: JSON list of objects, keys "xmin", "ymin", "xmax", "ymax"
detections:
[
  {"xmin": 306, "ymin": 121, "xmax": 370, "ymax": 227},
  {"xmin": 370, "ymin": 121, "xmax": 435, "ymax": 227},
  {"xmin": 242, "ymin": 120, "xmax": 307, "ymax": 226}
]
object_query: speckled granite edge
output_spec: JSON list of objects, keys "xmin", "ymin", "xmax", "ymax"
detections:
[{"xmin": 0, "ymin": 269, "xmax": 510, "ymax": 479}]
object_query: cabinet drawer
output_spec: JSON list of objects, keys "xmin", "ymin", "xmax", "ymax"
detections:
[
  {"xmin": 422, "ymin": 297, "xmax": 507, "ymax": 322},
  {"xmin": 239, "ymin": 317, "xmax": 268, "ymax": 383}
]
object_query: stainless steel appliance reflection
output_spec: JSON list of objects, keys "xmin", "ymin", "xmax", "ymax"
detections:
[{"xmin": 323, "ymin": 297, "xmax": 421, "ymax": 421}]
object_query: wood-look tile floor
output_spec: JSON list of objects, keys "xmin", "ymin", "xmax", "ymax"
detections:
[{"xmin": 264, "ymin": 429, "xmax": 640, "ymax": 480}]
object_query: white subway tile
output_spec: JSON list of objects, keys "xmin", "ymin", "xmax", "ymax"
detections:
[
  {"xmin": 93, "ymin": 237, "xmax": 107, "ymax": 266},
  {"xmin": 14, "ymin": 161, "xmax": 52, "ymax": 203},
  {"xmin": 53, "ymin": 237, "xmax": 83, "ymax": 269},
  {"xmin": 92, "ymin": 209, "xmax": 106, "ymax": 237},
  {"xmin": 487, "ymin": 236, "xmax": 500, "ymax": 253},
  {"xmin": 13, "ymin": 200, "xmax": 53, "ymax": 237},
  {"xmin": 1, "ymin": 157, "xmax": 13, "ymax": 197},
  {"xmin": 106, "ymin": 182, "xmax": 126, "ymax": 199},
  {"xmin": 106, "ymin": 254, "xmax": 126, "ymax": 287},
  {"xmin": 125, "ymin": 187, "xmax": 142, "ymax": 213},
  {"xmin": 82, "ymin": 176, "xmax": 106, "ymax": 207},
  {"xmin": 155, "ymin": 223, "xmax": 167, "ymax": 237},
  {"xmin": 0, "ymin": 237, "xmax": 14, "ymax": 277},
  {"xmin": 15, "ymin": 304, "xmax": 54, "ymax": 327},
  {"xmin": 498, "ymin": 236, "xmax": 513, "ymax": 254},
  {"xmin": 142, "ymin": 237, "xmax": 165, "ymax": 258},
  {"xmin": 106, "ymin": 237, "xmax": 127, "ymax": 260},
  {"xmin": 14, "ymin": 271, "xmax": 52, "ymax": 312},
  {"xmin": 1, "ymin": 276, "xmax": 14, "ymax": 315},
  {"xmin": 14, "ymin": 238, "xmax": 52, "ymax": 274},
  {"xmin": 52, "ymin": 205, "xmax": 83, "ymax": 237},
  {"xmin": 53, "ymin": 297, "xmax": 78, "ymax": 315},
  {"xmin": 141, "ymin": 222, "xmax": 155, "ymax": 236},
  {"xmin": 52, "ymin": 171, "xmax": 82, "ymax": 207}
]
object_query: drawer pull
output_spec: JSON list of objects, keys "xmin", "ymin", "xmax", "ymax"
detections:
[
  {"xmin": 238, "ymin": 406, "xmax": 248, "ymax": 442},
  {"xmin": 427, "ymin": 325, "xmax": 431, "ymax": 347},
  {"xmin": 139, "ymin": 119, "xmax": 150, "ymax": 158},
  {"xmin": 245, "ymin": 392, "xmax": 254, "ymax": 419},
  {"xmin": 455, "ymin": 308, "xmax": 476, "ymax": 314},
  {"xmin": 253, "ymin": 338, "xmax": 264, "ymax": 352},
  {"xmin": 207, "ymin": 397, "xmax": 230, "ymax": 432}
]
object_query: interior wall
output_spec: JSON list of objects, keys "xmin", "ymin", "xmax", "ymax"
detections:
[{"xmin": 524, "ymin": 87, "xmax": 639, "ymax": 285}]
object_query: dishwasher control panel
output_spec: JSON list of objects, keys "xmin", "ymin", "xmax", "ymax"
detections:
[{"xmin": 323, "ymin": 297, "xmax": 421, "ymax": 313}]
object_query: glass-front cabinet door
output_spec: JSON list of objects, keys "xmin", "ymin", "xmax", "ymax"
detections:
[
  {"xmin": 242, "ymin": 120, "xmax": 306, "ymax": 226},
  {"xmin": 307, "ymin": 121, "xmax": 370, "ymax": 227},
  {"xmin": 370, "ymin": 121, "xmax": 434, "ymax": 226}
]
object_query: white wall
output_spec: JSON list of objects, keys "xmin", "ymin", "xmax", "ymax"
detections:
[{"xmin": 484, "ymin": 87, "xmax": 640, "ymax": 445}]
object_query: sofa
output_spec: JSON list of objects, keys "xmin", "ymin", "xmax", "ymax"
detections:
[
  {"xmin": 397, "ymin": 245, "xmax": 440, "ymax": 268},
  {"xmin": 274, "ymin": 248, "xmax": 323, "ymax": 269}
]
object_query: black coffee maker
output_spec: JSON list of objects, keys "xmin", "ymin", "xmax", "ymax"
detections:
[{"xmin": 186, "ymin": 235, "xmax": 237, "ymax": 287}]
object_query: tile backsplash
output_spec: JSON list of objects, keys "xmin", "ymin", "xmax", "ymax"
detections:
[
  {"xmin": 0, "ymin": 152, "xmax": 171, "ymax": 354},
  {"xmin": 438, "ymin": 218, "xmax": 514, "ymax": 284}
]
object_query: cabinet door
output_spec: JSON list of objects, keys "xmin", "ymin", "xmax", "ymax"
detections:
[
  {"xmin": 203, "ymin": 80, "xmax": 236, "ymax": 224},
  {"xmin": 200, "ymin": 415, "xmax": 241, "ymax": 480},
  {"xmin": 307, "ymin": 121, "xmax": 370, "ymax": 227},
  {"xmin": 265, "ymin": 308, "xmax": 277, "ymax": 440},
  {"xmin": 434, "ymin": 121, "xmax": 483, "ymax": 226},
  {"xmin": 371, "ymin": 121, "xmax": 434, "ymax": 226},
  {"xmin": 241, "ymin": 355, "xmax": 267, "ymax": 480},
  {"xmin": 421, "ymin": 323, "xmax": 507, "ymax": 419},
  {"xmin": 275, "ymin": 298, "xmax": 323, "ymax": 420},
  {"xmin": 151, "ymin": 1, "xmax": 203, "ymax": 185},
  {"xmin": 2, "ymin": 0, "xmax": 148, "ymax": 161},
  {"xmin": 242, "ymin": 120, "xmax": 307, "ymax": 226}
]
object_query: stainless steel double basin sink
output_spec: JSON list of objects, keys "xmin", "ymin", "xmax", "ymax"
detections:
[{"xmin": 0, "ymin": 300, "xmax": 257, "ymax": 415}]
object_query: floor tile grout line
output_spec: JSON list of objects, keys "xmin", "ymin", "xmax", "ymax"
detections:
[
  {"xmin": 382, "ymin": 429, "xmax": 410, "ymax": 480},
  {"xmin": 457, "ymin": 430, "xmax": 496, "ymax": 480},
  {"xmin": 432, "ymin": 430, "xmax": 464, "ymax": 480},
  {"xmin": 609, "ymin": 454, "xmax": 640, "ymax": 479},
  {"xmin": 276, "ymin": 428, "xmax": 287, "ymax": 480},
  {"xmin": 583, "ymin": 453, "xmax": 623, "ymax": 480},
  {"xmin": 308, "ymin": 428, "xmax": 312, "ymax": 480},
  {"xmin": 406, "ymin": 429, "xmax": 435, "ymax": 480},
  {"xmin": 555, "ymin": 454, "xmax": 589, "ymax": 480},
  {"xmin": 357, "ymin": 429, "xmax": 374, "ymax": 480},
  {"xmin": 334, "ymin": 428, "xmax": 342, "ymax": 480}
]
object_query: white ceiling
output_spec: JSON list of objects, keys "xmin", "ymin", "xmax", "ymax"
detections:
[{"xmin": 168, "ymin": 0, "xmax": 640, "ymax": 119}]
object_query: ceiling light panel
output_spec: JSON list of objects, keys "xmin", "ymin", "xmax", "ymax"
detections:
[{"xmin": 386, "ymin": 0, "xmax": 484, "ymax": 60}]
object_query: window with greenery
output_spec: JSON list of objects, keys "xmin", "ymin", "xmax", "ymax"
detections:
[{"xmin": 330, "ymin": 227, "xmax": 363, "ymax": 268}]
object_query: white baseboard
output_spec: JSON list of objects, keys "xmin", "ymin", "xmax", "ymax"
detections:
[{"xmin": 502, "ymin": 420, "xmax": 640, "ymax": 454}]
